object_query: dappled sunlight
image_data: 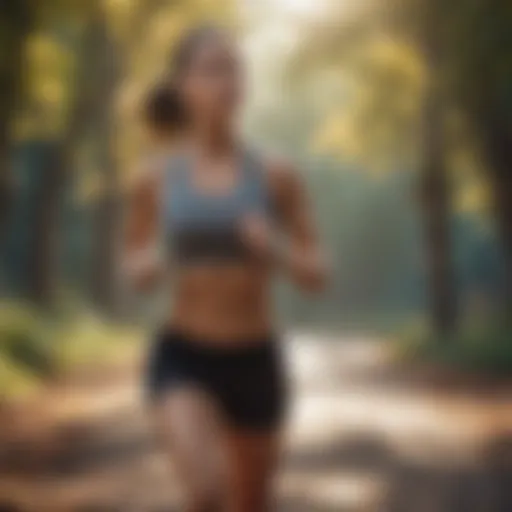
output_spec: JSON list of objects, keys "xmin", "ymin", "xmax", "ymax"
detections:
[
  {"xmin": 51, "ymin": 383, "xmax": 138, "ymax": 424},
  {"xmin": 2, "ymin": 0, "xmax": 512, "ymax": 510},
  {"xmin": 280, "ymin": 468, "xmax": 387, "ymax": 510},
  {"xmin": 1, "ymin": 333, "xmax": 510, "ymax": 510},
  {"xmin": 286, "ymin": 335, "xmax": 510, "ymax": 465}
]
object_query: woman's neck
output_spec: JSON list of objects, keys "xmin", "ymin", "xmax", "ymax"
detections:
[
  {"xmin": 150, "ymin": 132, "xmax": 175, "ymax": 154},
  {"xmin": 188, "ymin": 121, "xmax": 237, "ymax": 160}
]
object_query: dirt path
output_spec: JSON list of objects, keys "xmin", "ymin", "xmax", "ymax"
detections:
[{"xmin": 1, "ymin": 333, "xmax": 511, "ymax": 511}]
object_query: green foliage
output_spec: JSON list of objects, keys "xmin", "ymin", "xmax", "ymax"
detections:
[
  {"xmin": 289, "ymin": 5, "xmax": 427, "ymax": 172},
  {"xmin": 0, "ymin": 302, "xmax": 57, "ymax": 378},
  {"xmin": 396, "ymin": 319, "xmax": 512, "ymax": 375},
  {"xmin": 2, "ymin": 0, "xmax": 509, "ymax": 339},
  {"xmin": 0, "ymin": 301, "xmax": 140, "ymax": 402},
  {"xmin": 55, "ymin": 314, "xmax": 139, "ymax": 369}
]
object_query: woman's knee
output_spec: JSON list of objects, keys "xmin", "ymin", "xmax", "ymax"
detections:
[
  {"xmin": 228, "ymin": 487, "xmax": 271, "ymax": 512},
  {"xmin": 184, "ymin": 480, "xmax": 225, "ymax": 512},
  {"xmin": 153, "ymin": 388, "xmax": 227, "ymax": 510}
]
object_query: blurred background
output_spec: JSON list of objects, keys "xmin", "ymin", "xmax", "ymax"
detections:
[{"xmin": 0, "ymin": 0, "xmax": 511, "ymax": 510}]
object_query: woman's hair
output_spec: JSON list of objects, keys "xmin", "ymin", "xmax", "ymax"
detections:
[
  {"xmin": 143, "ymin": 83, "xmax": 184, "ymax": 133},
  {"xmin": 143, "ymin": 25, "xmax": 224, "ymax": 133}
]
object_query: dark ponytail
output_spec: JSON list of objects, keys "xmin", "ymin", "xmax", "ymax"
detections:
[
  {"xmin": 143, "ymin": 25, "xmax": 224, "ymax": 134},
  {"xmin": 143, "ymin": 83, "xmax": 185, "ymax": 134}
]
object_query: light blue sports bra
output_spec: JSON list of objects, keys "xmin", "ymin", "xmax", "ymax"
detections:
[{"xmin": 162, "ymin": 148, "xmax": 272, "ymax": 264}]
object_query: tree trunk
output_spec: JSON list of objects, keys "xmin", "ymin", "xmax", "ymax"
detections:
[
  {"xmin": 90, "ymin": 126, "xmax": 121, "ymax": 314},
  {"xmin": 28, "ymin": 144, "xmax": 62, "ymax": 304},
  {"xmin": 88, "ymin": 10, "xmax": 122, "ymax": 314},
  {"xmin": 420, "ymin": 124, "xmax": 458, "ymax": 335},
  {"xmin": 477, "ymin": 110, "xmax": 512, "ymax": 311},
  {"xmin": 0, "ymin": 1, "xmax": 31, "ymax": 235},
  {"xmin": 419, "ymin": 0, "xmax": 458, "ymax": 335},
  {"xmin": 490, "ymin": 169, "xmax": 512, "ymax": 313},
  {"xmin": 26, "ymin": 13, "xmax": 103, "ymax": 304}
]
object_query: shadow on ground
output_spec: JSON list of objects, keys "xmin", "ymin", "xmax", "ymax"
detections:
[
  {"xmin": 281, "ymin": 431, "xmax": 512, "ymax": 512},
  {"xmin": 1, "ymin": 337, "xmax": 511, "ymax": 511}
]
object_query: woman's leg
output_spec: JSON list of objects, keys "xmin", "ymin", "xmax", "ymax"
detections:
[
  {"xmin": 152, "ymin": 387, "xmax": 227, "ymax": 512},
  {"xmin": 225, "ymin": 429, "xmax": 282, "ymax": 512}
]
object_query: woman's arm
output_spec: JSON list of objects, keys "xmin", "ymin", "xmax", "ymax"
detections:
[
  {"xmin": 242, "ymin": 160, "xmax": 329, "ymax": 293},
  {"xmin": 123, "ymin": 163, "xmax": 162, "ymax": 291}
]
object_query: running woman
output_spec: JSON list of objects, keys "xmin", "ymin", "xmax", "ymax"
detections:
[{"xmin": 124, "ymin": 25, "xmax": 328, "ymax": 512}]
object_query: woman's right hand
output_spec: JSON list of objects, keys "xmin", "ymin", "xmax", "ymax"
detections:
[
  {"xmin": 239, "ymin": 213, "xmax": 275, "ymax": 263},
  {"xmin": 122, "ymin": 247, "xmax": 163, "ymax": 291}
]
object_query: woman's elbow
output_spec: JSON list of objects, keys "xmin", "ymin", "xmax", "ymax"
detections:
[{"xmin": 296, "ymin": 263, "xmax": 329, "ymax": 294}]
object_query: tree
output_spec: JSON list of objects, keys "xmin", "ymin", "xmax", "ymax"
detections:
[
  {"xmin": 0, "ymin": 1, "xmax": 32, "ymax": 233},
  {"xmin": 444, "ymin": 0, "xmax": 512, "ymax": 311},
  {"xmin": 1, "ymin": 1, "xmax": 98, "ymax": 303},
  {"xmin": 86, "ymin": 3, "xmax": 122, "ymax": 313},
  {"xmin": 292, "ymin": 0, "xmax": 459, "ymax": 333},
  {"xmin": 418, "ymin": 0, "xmax": 457, "ymax": 333}
]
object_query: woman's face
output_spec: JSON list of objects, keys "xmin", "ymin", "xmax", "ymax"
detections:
[{"xmin": 180, "ymin": 35, "xmax": 243, "ymax": 128}]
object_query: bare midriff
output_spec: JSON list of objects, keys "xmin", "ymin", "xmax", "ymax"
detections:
[{"xmin": 167, "ymin": 262, "xmax": 274, "ymax": 345}]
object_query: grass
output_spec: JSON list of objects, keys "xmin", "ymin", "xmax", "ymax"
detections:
[
  {"xmin": 395, "ymin": 318, "xmax": 512, "ymax": 376},
  {"xmin": 0, "ymin": 301, "xmax": 140, "ymax": 402}
]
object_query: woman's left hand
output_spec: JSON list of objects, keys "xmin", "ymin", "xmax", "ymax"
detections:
[{"xmin": 239, "ymin": 213, "xmax": 275, "ymax": 262}]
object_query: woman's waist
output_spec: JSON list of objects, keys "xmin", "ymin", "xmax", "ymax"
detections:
[
  {"xmin": 156, "ymin": 325, "xmax": 278, "ymax": 359},
  {"xmin": 172, "ymin": 265, "xmax": 268, "ymax": 304},
  {"xmin": 170, "ymin": 291, "xmax": 272, "ymax": 344},
  {"xmin": 168, "ymin": 304, "xmax": 272, "ymax": 345}
]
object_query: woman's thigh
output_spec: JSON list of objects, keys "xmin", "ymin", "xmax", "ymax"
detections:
[
  {"xmin": 152, "ymin": 386, "xmax": 227, "ymax": 508},
  {"xmin": 225, "ymin": 428, "xmax": 282, "ymax": 512}
]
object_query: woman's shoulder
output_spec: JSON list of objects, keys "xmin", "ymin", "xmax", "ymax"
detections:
[
  {"xmin": 245, "ymin": 144, "xmax": 297, "ymax": 181},
  {"xmin": 131, "ymin": 146, "xmax": 182, "ymax": 186}
]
